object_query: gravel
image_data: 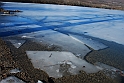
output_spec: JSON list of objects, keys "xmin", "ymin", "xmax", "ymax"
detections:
[{"xmin": 0, "ymin": 38, "xmax": 120, "ymax": 83}]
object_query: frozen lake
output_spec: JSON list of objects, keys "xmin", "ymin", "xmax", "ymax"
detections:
[{"xmin": 0, "ymin": 2, "xmax": 124, "ymax": 78}]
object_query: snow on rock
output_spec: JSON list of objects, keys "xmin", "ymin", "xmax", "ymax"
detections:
[
  {"xmin": 37, "ymin": 80, "xmax": 43, "ymax": 83},
  {"xmin": 0, "ymin": 76, "xmax": 25, "ymax": 83},
  {"xmin": 69, "ymin": 34, "xmax": 108, "ymax": 50},
  {"xmin": 26, "ymin": 51, "xmax": 100, "ymax": 78},
  {"xmin": 8, "ymin": 40, "xmax": 25, "ymax": 48}
]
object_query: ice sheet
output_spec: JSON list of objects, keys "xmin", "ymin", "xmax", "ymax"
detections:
[
  {"xmin": 1, "ymin": 2, "xmax": 124, "ymax": 45},
  {"xmin": 69, "ymin": 34, "xmax": 108, "ymax": 50},
  {"xmin": 26, "ymin": 51, "xmax": 100, "ymax": 78},
  {"xmin": 56, "ymin": 16, "xmax": 124, "ymax": 45},
  {"xmin": 0, "ymin": 76, "xmax": 25, "ymax": 83},
  {"xmin": 8, "ymin": 40, "xmax": 25, "ymax": 48},
  {"xmin": 0, "ymin": 24, "xmax": 41, "ymax": 33},
  {"xmin": 18, "ymin": 29, "xmax": 91, "ymax": 58}
]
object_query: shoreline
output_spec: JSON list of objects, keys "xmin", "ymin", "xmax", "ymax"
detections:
[
  {"xmin": 0, "ymin": 0, "xmax": 124, "ymax": 11},
  {"xmin": 0, "ymin": 37, "xmax": 123, "ymax": 83}
]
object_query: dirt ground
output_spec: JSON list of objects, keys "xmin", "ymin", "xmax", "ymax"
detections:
[{"xmin": 0, "ymin": 38, "xmax": 122, "ymax": 83}]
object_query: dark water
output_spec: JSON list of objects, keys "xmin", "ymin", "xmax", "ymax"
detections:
[{"xmin": 85, "ymin": 35, "xmax": 124, "ymax": 70}]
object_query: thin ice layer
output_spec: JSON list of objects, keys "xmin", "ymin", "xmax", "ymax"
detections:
[
  {"xmin": 0, "ymin": 76, "xmax": 25, "ymax": 83},
  {"xmin": 18, "ymin": 29, "xmax": 91, "ymax": 57},
  {"xmin": 26, "ymin": 51, "xmax": 100, "ymax": 78},
  {"xmin": 94, "ymin": 62, "xmax": 122, "ymax": 78},
  {"xmin": 8, "ymin": 40, "xmax": 25, "ymax": 48},
  {"xmin": 69, "ymin": 34, "xmax": 108, "ymax": 50},
  {"xmin": 95, "ymin": 62, "xmax": 119, "ymax": 71}
]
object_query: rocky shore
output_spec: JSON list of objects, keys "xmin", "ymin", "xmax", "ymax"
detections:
[{"xmin": 0, "ymin": 38, "xmax": 121, "ymax": 83}]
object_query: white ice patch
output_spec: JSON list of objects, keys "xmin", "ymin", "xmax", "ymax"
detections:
[
  {"xmin": 10, "ymin": 69, "xmax": 21, "ymax": 74},
  {"xmin": 21, "ymin": 35, "xmax": 34, "ymax": 38},
  {"xmin": 26, "ymin": 51, "xmax": 100, "ymax": 78},
  {"xmin": 8, "ymin": 40, "xmax": 25, "ymax": 48},
  {"xmin": 69, "ymin": 34, "xmax": 108, "ymax": 50},
  {"xmin": 37, "ymin": 80, "xmax": 43, "ymax": 83},
  {"xmin": 0, "ymin": 76, "xmax": 25, "ymax": 83}
]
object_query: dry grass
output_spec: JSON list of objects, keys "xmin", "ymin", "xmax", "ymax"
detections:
[{"xmin": 1, "ymin": 0, "xmax": 124, "ymax": 10}]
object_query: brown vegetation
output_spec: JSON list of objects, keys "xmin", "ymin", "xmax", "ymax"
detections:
[{"xmin": 1, "ymin": 0, "xmax": 124, "ymax": 10}]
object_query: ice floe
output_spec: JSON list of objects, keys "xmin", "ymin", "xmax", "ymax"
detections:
[
  {"xmin": 8, "ymin": 40, "xmax": 25, "ymax": 48},
  {"xmin": 0, "ymin": 76, "xmax": 25, "ymax": 83},
  {"xmin": 26, "ymin": 51, "xmax": 100, "ymax": 78},
  {"xmin": 19, "ymin": 29, "xmax": 91, "ymax": 58},
  {"xmin": 69, "ymin": 34, "xmax": 108, "ymax": 50}
]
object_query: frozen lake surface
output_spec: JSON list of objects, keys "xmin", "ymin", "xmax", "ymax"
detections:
[
  {"xmin": 0, "ymin": 2, "xmax": 124, "ymax": 78},
  {"xmin": 1, "ymin": 2, "xmax": 124, "ymax": 46}
]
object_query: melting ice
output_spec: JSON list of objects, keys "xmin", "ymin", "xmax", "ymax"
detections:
[
  {"xmin": 0, "ymin": 76, "xmax": 25, "ymax": 83},
  {"xmin": 26, "ymin": 51, "xmax": 100, "ymax": 78},
  {"xmin": 69, "ymin": 34, "xmax": 108, "ymax": 50},
  {"xmin": 8, "ymin": 40, "xmax": 25, "ymax": 48}
]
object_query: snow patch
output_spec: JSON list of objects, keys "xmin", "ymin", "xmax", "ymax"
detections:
[{"xmin": 37, "ymin": 80, "xmax": 43, "ymax": 83}]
